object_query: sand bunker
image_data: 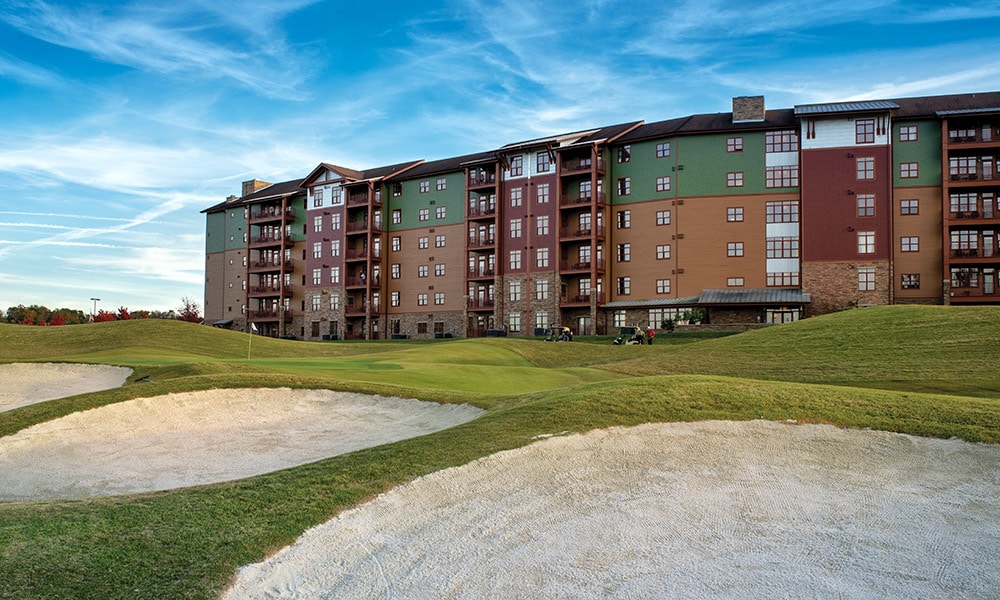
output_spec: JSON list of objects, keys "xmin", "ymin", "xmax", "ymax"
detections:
[
  {"xmin": 0, "ymin": 362, "xmax": 132, "ymax": 412},
  {"xmin": 225, "ymin": 420, "xmax": 1000, "ymax": 599},
  {"xmin": 0, "ymin": 388, "xmax": 483, "ymax": 501}
]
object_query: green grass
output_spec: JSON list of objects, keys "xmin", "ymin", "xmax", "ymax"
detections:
[{"xmin": 0, "ymin": 306, "xmax": 998, "ymax": 599}]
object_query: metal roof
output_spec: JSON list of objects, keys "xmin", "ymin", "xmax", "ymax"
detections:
[
  {"xmin": 935, "ymin": 107, "xmax": 1000, "ymax": 116},
  {"xmin": 793, "ymin": 100, "xmax": 899, "ymax": 116},
  {"xmin": 603, "ymin": 296, "xmax": 701, "ymax": 309},
  {"xmin": 602, "ymin": 289, "xmax": 810, "ymax": 309}
]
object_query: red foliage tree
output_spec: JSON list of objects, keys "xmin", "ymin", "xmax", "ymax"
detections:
[
  {"xmin": 176, "ymin": 297, "xmax": 202, "ymax": 323},
  {"xmin": 50, "ymin": 313, "xmax": 66, "ymax": 326},
  {"xmin": 94, "ymin": 309, "xmax": 116, "ymax": 323},
  {"xmin": 117, "ymin": 306, "xmax": 131, "ymax": 320}
]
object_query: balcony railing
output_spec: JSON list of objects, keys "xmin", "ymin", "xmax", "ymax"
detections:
[
  {"xmin": 249, "ymin": 259, "xmax": 293, "ymax": 271},
  {"xmin": 560, "ymin": 157, "xmax": 606, "ymax": 173},
  {"xmin": 345, "ymin": 249, "xmax": 370, "ymax": 260},
  {"xmin": 249, "ymin": 206, "xmax": 295, "ymax": 222},
  {"xmin": 467, "ymin": 298, "xmax": 495, "ymax": 310},
  {"xmin": 249, "ymin": 234, "xmax": 291, "ymax": 246},
  {"xmin": 559, "ymin": 192, "xmax": 607, "ymax": 206},
  {"xmin": 559, "ymin": 258, "xmax": 605, "ymax": 271},
  {"xmin": 468, "ymin": 237, "xmax": 496, "ymax": 249},
  {"xmin": 559, "ymin": 293, "xmax": 593, "ymax": 305},
  {"xmin": 248, "ymin": 285, "xmax": 293, "ymax": 296},
  {"xmin": 346, "ymin": 220, "xmax": 382, "ymax": 233},
  {"xmin": 468, "ymin": 171, "xmax": 497, "ymax": 187},
  {"xmin": 248, "ymin": 309, "xmax": 294, "ymax": 321},
  {"xmin": 468, "ymin": 204, "xmax": 497, "ymax": 218},
  {"xmin": 559, "ymin": 225, "xmax": 605, "ymax": 239},
  {"xmin": 947, "ymin": 128, "xmax": 997, "ymax": 144},
  {"xmin": 347, "ymin": 192, "xmax": 370, "ymax": 206},
  {"xmin": 467, "ymin": 268, "xmax": 496, "ymax": 279}
]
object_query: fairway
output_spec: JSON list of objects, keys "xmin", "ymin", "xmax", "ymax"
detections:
[{"xmin": 0, "ymin": 306, "xmax": 997, "ymax": 600}]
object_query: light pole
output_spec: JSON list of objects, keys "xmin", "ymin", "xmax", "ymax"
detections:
[{"xmin": 90, "ymin": 297, "xmax": 101, "ymax": 322}]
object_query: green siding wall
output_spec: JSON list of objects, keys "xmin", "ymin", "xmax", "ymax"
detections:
[
  {"xmin": 893, "ymin": 120, "xmax": 942, "ymax": 187},
  {"xmin": 610, "ymin": 139, "xmax": 676, "ymax": 204},
  {"xmin": 677, "ymin": 132, "xmax": 766, "ymax": 197},
  {"xmin": 387, "ymin": 171, "xmax": 467, "ymax": 231},
  {"xmin": 205, "ymin": 207, "xmax": 248, "ymax": 253}
]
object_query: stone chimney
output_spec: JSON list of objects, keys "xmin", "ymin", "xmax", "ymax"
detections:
[
  {"xmin": 241, "ymin": 179, "xmax": 272, "ymax": 197},
  {"xmin": 732, "ymin": 96, "xmax": 765, "ymax": 123},
  {"xmin": 225, "ymin": 194, "xmax": 239, "ymax": 203}
]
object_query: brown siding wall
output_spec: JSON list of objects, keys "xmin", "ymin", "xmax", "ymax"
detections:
[{"xmin": 893, "ymin": 186, "xmax": 944, "ymax": 302}]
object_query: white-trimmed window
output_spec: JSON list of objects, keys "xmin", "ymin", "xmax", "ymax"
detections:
[
  {"xmin": 331, "ymin": 213, "xmax": 341, "ymax": 230},
  {"xmin": 419, "ymin": 181, "xmax": 430, "ymax": 193},
  {"xmin": 417, "ymin": 293, "xmax": 428, "ymax": 306},
  {"xmin": 313, "ymin": 215, "xmax": 323, "ymax": 232},
  {"xmin": 857, "ymin": 157, "xmax": 875, "ymax": 180},
  {"xmin": 510, "ymin": 219, "xmax": 522, "ymax": 238},
  {"xmin": 656, "ymin": 142, "xmax": 671, "ymax": 157},
  {"xmin": 858, "ymin": 268, "xmax": 876, "ymax": 291},
  {"xmin": 727, "ymin": 207, "xmax": 744, "ymax": 222},
  {"xmin": 656, "ymin": 244, "xmax": 671, "ymax": 260},
  {"xmin": 391, "ymin": 264, "xmax": 401, "ymax": 279},
  {"xmin": 727, "ymin": 137, "xmax": 743, "ymax": 152},
  {"xmin": 617, "ymin": 276, "xmax": 631, "ymax": 295},
  {"xmin": 535, "ymin": 279, "xmax": 549, "ymax": 300},
  {"xmin": 418, "ymin": 265, "xmax": 429, "ymax": 277},
  {"xmin": 509, "ymin": 281, "xmax": 521, "ymax": 301},
  {"xmin": 418, "ymin": 208, "xmax": 429, "ymax": 221},
  {"xmin": 436, "ymin": 177, "xmax": 447, "ymax": 191},
  {"xmin": 509, "ymin": 250, "xmax": 522, "ymax": 270},
  {"xmin": 418, "ymin": 236, "xmax": 429, "ymax": 249},
  {"xmin": 312, "ymin": 242, "xmax": 322, "ymax": 259},
  {"xmin": 390, "ymin": 291, "xmax": 400, "ymax": 306},
  {"xmin": 535, "ymin": 311, "xmax": 549, "ymax": 330},
  {"xmin": 536, "ymin": 247, "xmax": 549, "ymax": 268},
  {"xmin": 391, "ymin": 236, "xmax": 401, "ymax": 251},
  {"xmin": 727, "ymin": 242, "xmax": 744, "ymax": 257},
  {"xmin": 617, "ymin": 210, "xmax": 631, "ymax": 229},
  {"xmin": 901, "ymin": 236, "xmax": 919, "ymax": 252},
  {"xmin": 312, "ymin": 268, "xmax": 322, "ymax": 285},
  {"xmin": 508, "ymin": 312, "xmax": 522, "ymax": 333},
  {"xmin": 536, "ymin": 215, "xmax": 549, "ymax": 236},
  {"xmin": 536, "ymin": 183, "xmax": 549, "ymax": 204},
  {"xmin": 510, "ymin": 187, "xmax": 522, "ymax": 207},
  {"xmin": 434, "ymin": 292, "xmax": 445, "ymax": 305},
  {"xmin": 617, "ymin": 243, "xmax": 631, "ymax": 262},
  {"xmin": 858, "ymin": 232, "xmax": 875, "ymax": 254},
  {"xmin": 330, "ymin": 240, "xmax": 340, "ymax": 257},
  {"xmin": 330, "ymin": 267, "xmax": 340, "ymax": 284},
  {"xmin": 330, "ymin": 292, "xmax": 340, "ymax": 310},
  {"xmin": 656, "ymin": 279, "xmax": 671, "ymax": 294},
  {"xmin": 435, "ymin": 234, "xmax": 446, "ymax": 247},
  {"xmin": 656, "ymin": 210, "xmax": 671, "ymax": 225},
  {"xmin": 656, "ymin": 176, "xmax": 671, "ymax": 192},
  {"xmin": 727, "ymin": 172, "xmax": 744, "ymax": 187},
  {"xmin": 436, "ymin": 206, "xmax": 446, "ymax": 219},
  {"xmin": 727, "ymin": 277, "xmax": 745, "ymax": 287},
  {"xmin": 857, "ymin": 194, "xmax": 876, "ymax": 217},
  {"xmin": 435, "ymin": 263, "xmax": 446, "ymax": 276},
  {"xmin": 900, "ymin": 162, "xmax": 919, "ymax": 179}
]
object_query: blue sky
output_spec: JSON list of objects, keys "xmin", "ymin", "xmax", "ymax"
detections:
[{"xmin": 1, "ymin": 0, "xmax": 999, "ymax": 314}]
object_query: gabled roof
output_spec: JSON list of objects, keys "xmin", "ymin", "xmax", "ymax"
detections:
[
  {"xmin": 603, "ymin": 288, "xmax": 810, "ymax": 309},
  {"xmin": 387, "ymin": 151, "xmax": 496, "ymax": 180},
  {"xmin": 240, "ymin": 178, "xmax": 305, "ymax": 202},
  {"xmin": 891, "ymin": 91, "xmax": 1000, "ymax": 118},
  {"xmin": 300, "ymin": 163, "xmax": 365, "ymax": 187},
  {"xmin": 617, "ymin": 110, "xmax": 796, "ymax": 144}
]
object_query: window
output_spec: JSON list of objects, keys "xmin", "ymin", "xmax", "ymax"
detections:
[
  {"xmin": 436, "ymin": 177, "xmax": 447, "ymax": 191},
  {"xmin": 857, "ymin": 194, "xmax": 875, "ymax": 217},
  {"xmin": 390, "ymin": 291, "xmax": 400, "ymax": 306},
  {"xmin": 313, "ymin": 188, "xmax": 324, "ymax": 207},
  {"xmin": 617, "ymin": 210, "xmax": 631, "ymax": 229},
  {"xmin": 858, "ymin": 268, "xmax": 876, "ymax": 291},
  {"xmin": 330, "ymin": 240, "xmax": 340, "ymax": 257},
  {"xmin": 536, "ymin": 152, "xmax": 550, "ymax": 173},
  {"xmin": 419, "ymin": 181, "xmax": 430, "ymax": 193},
  {"xmin": 431, "ymin": 263, "xmax": 443, "ymax": 277},
  {"xmin": 418, "ymin": 265, "xmax": 429, "ymax": 277},
  {"xmin": 656, "ymin": 176, "xmax": 671, "ymax": 192},
  {"xmin": 950, "ymin": 193, "xmax": 977, "ymax": 213},
  {"xmin": 766, "ymin": 201, "xmax": 798, "ymax": 223},
  {"xmin": 656, "ymin": 210, "xmax": 671, "ymax": 225},
  {"xmin": 901, "ymin": 199, "xmax": 919, "ymax": 215},
  {"xmin": 617, "ymin": 243, "xmax": 631, "ymax": 262},
  {"xmin": 767, "ymin": 272, "xmax": 799, "ymax": 286},
  {"xmin": 951, "ymin": 267, "xmax": 980, "ymax": 288},
  {"xmin": 330, "ymin": 267, "xmax": 340, "ymax": 284},
  {"xmin": 949, "ymin": 156, "xmax": 977, "ymax": 179},
  {"xmin": 418, "ymin": 208, "xmax": 429, "ymax": 221},
  {"xmin": 727, "ymin": 277, "xmax": 745, "ymax": 287},
  {"xmin": 509, "ymin": 281, "xmax": 521, "ymax": 301},
  {"xmin": 391, "ymin": 264, "xmax": 401, "ymax": 279},
  {"xmin": 766, "ymin": 130, "xmax": 799, "ymax": 153},
  {"xmin": 312, "ymin": 268, "xmax": 322, "ymax": 285},
  {"xmin": 418, "ymin": 236, "xmax": 429, "ymax": 249},
  {"xmin": 436, "ymin": 206, "xmax": 446, "ymax": 219},
  {"xmin": 535, "ymin": 279, "xmax": 549, "ymax": 300},
  {"xmin": 510, "ymin": 155, "xmax": 523, "ymax": 177},
  {"xmin": 510, "ymin": 219, "xmax": 522, "ymax": 238},
  {"xmin": 510, "ymin": 187, "xmax": 522, "ymax": 207},
  {"xmin": 330, "ymin": 292, "xmax": 340, "ymax": 310},
  {"xmin": 900, "ymin": 162, "xmax": 919, "ymax": 179},
  {"xmin": 727, "ymin": 137, "xmax": 743, "ymax": 152},
  {"xmin": 765, "ymin": 166, "xmax": 798, "ymax": 188},
  {"xmin": 535, "ymin": 312, "xmax": 549, "ymax": 330},
  {"xmin": 417, "ymin": 293, "xmax": 428, "ymax": 306},
  {"xmin": 536, "ymin": 215, "xmax": 549, "ymax": 236},
  {"xmin": 656, "ymin": 142, "xmax": 671, "ymax": 158},
  {"xmin": 951, "ymin": 230, "xmax": 978, "ymax": 252},
  {"xmin": 901, "ymin": 236, "xmax": 919, "ymax": 252},
  {"xmin": 434, "ymin": 292, "xmax": 445, "ymax": 305},
  {"xmin": 331, "ymin": 213, "xmax": 341, "ymax": 230},
  {"xmin": 332, "ymin": 188, "xmax": 343, "ymax": 205},
  {"xmin": 392, "ymin": 209, "xmax": 401, "ymax": 224},
  {"xmin": 392, "ymin": 183, "xmax": 402, "ymax": 197},
  {"xmin": 613, "ymin": 310, "xmax": 626, "ymax": 328},
  {"xmin": 509, "ymin": 250, "xmax": 522, "ymax": 270},
  {"xmin": 508, "ymin": 312, "xmax": 522, "ymax": 333},
  {"xmin": 312, "ymin": 242, "xmax": 322, "ymax": 259},
  {"xmin": 727, "ymin": 207, "xmax": 744, "ymax": 222},
  {"xmin": 656, "ymin": 279, "xmax": 671, "ymax": 294},
  {"xmin": 435, "ymin": 234, "xmax": 446, "ymax": 247},
  {"xmin": 766, "ymin": 236, "xmax": 799, "ymax": 258},
  {"xmin": 618, "ymin": 145, "xmax": 631, "ymax": 163},
  {"xmin": 617, "ymin": 276, "xmax": 631, "ymax": 295},
  {"xmin": 617, "ymin": 177, "xmax": 631, "ymax": 196},
  {"xmin": 313, "ymin": 215, "xmax": 323, "ymax": 232},
  {"xmin": 416, "ymin": 322, "xmax": 428, "ymax": 334},
  {"xmin": 727, "ymin": 172, "xmax": 744, "ymax": 187},
  {"xmin": 535, "ymin": 247, "xmax": 549, "ymax": 268},
  {"xmin": 856, "ymin": 119, "xmax": 875, "ymax": 144},
  {"xmin": 391, "ymin": 236, "xmax": 401, "ymax": 251},
  {"xmin": 656, "ymin": 244, "xmax": 671, "ymax": 260},
  {"xmin": 858, "ymin": 231, "xmax": 875, "ymax": 254},
  {"xmin": 901, "ymin": 274, "xmax": 920, "ymax": 289},
  {"xmin": 727, "ymin": 242, "xmax": 744, "ymax": 257},
  {"xmin": 536, "ymin": 183, "xmax": 549, "ymax": 204},
  {"xmin": 899, "ymin": 125, "xmax": 918, "ymax": 142},
  {"xmin": 857, "ymin": 157, "xmax": 875, "ymax": 180}
]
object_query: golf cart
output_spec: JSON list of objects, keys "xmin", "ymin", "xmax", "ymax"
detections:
[
  {"xmin": 543, "ymin": 324, "xmax": 573, "ymax": 342},
  {"xmin": 612, "ymin": 326, "xmax": 645, "ymax": 345}
]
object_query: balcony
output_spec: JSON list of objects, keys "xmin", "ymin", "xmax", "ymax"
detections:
[
  {"xmin": 468, "ymin": 170, "xmax": 497, "ymax": 188},
  {"xmin": 467, "ymin": 298, "xmax": 495, "ymax": 310},
  {"xmin": 467, "ymin": 268, "xmax": 496, "ymax": 280},
  {"xmin": 249, "ymin": 206, "xmax": 295, "ymax": 223},
  {"xmin": 468, "ymin": 237, "xmax": 496, "ymax": 249},
  {"xmin": 345, "ymin": 249, "xmax": 370, "ymax": 261},
  {"xmin": 560, "ymin": 157, "xmax": 606, "ymax": 174},
  {"xmin": 559, "ymin": 293, "xmax": 593, "ymax": 307},
  {"xmin": 559, "ymin": 192, "xmax": 607, "ymax": 207},
  {"xmin": 248, "ymin": 309, "xmax": 293, "ymax": 322},
  {"xmin": 249, "ymin": 234, "xmax": 292, "ymax": 248},
  {"xmin": 248, "ymin": 284, "xmax": 293, "ymax": 297},
  {"xmin": 346, "ymin": 220, "xmax": 382, "ymax": 234},
  {"xmin": 947, "ymin": 128, "xmax": 998, "ymax": 145},
  {"xmin": 559, "ymin": 225, "xmax": 605, "ymax": 239},
  {"xmin": 249, "ymin": 258, "xmax": 293, "ymax": 272},
  {"xmin": 344, "ymin": 302, "xmax": 380, "ymax": 317},
  {"xmin": 347, "ymin": 191, "xmax": 373, "ymax": 206},
  {"xmin": 468, "ymin": 204, "xmax": 497, "ymax": 219},
  {"xmin": 559, "ymin": 258, "xmax": 605, "ymax": 272}
]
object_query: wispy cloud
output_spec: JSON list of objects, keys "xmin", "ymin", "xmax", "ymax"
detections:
[{"xmin": 0, "ymin": 50, "xmax": 63, "ymax": 88}]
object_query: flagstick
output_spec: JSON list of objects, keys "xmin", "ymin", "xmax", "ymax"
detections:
[{"xmin": 248, "ymin": 322, "xmax": 254, "ymax": 360}]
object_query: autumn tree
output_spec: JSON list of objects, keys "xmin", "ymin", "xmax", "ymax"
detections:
[{"xmin": 176, "ymin": 297, "xmax": 202, "ymax": 323}]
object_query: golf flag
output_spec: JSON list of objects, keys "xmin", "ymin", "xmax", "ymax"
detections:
[{"xmin": 251, "ymin": 322, "xmax": 258, "ymax": 332}]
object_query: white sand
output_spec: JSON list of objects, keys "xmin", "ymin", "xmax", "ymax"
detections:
[
  {"xmin": 225, "ymin": 420, "xmax": 1000, "ymax": 599},
  {"xmin": 0, "ymin": 362, "xmax": 132, "ymax": 412},
  {"xmin": 0, "ymin": 388, "xmax": 484, "ymax": 501}
]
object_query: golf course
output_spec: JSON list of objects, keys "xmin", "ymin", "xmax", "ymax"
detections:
[{"xmin": 0, "ymin": 305, "xmax": 998, "ymax": 598}]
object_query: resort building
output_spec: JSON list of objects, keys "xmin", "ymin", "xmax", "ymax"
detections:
[{"xmin": 203, "ymin": 91, "xmax": 1000, "ymax": 339}]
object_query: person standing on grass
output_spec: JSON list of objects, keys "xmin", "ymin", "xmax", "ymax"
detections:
[{"xmin": 646, "ymin": 326, "xmax": 655, "ymax": 345}]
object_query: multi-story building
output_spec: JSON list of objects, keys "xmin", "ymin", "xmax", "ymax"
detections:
[{"xmin": 203, "ymin": 91, "xmax": 1000, "ymax": 339}]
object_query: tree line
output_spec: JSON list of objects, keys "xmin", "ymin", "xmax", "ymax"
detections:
[{"xmin": 3, "ymin": 297, "xmax": 201, "ymax": 326}]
